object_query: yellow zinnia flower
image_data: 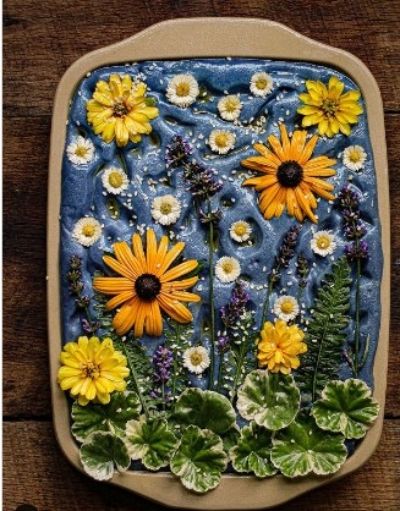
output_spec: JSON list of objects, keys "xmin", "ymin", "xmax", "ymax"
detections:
[
  {"xmin": 93, "ymin": 228, "xmax": 201, "ymax": 337},
  {"xmin": 257, "ymin": 319, "xmax": 307, "ymax": 374},
  {"xmin": 58, "ymin": 336, "xmax": 129, "ymax": 406},
  {"xmin": 297, "ymin": 76, "xmax": 363, "ymax": 137},
  {"xmin": 241, "ymin": 123, "xmax": 336, "ymax": 223},
  {"xmin": 86, "ymin": 74, "xmax": 159, "ymax": 147}
]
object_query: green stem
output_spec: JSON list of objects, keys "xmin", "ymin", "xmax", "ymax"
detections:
[
  {"xmin": 311, "ymin": 321, "xmax": 329, "ymax": 402},
  {"xmin": 208, "ymin": 204, "xmax": 216, "ymax": 390},
  {"xmin": 261, "ymin": 279, "xmax": 274, "ymax": 326},
  {"xmin": 161, "ymin": 382, "xmax": 166, "ymax": 412},
  {"xmin": 353, "ymin": 250, "xmax": 362, "ymax": 376},
  {"xmin": 122, "ymin": 343, "xmax": 149, "ymax": 418},
  {"xmin": 230, "ymin": 341, "xmax": 247, "ymax": 403},
  {"xmin": 296, "ymin": 287, "xmax": 304, "ymax": 324},
  {"xmin": 216, "ymin": 352, "xmax": 225, "ymax": 393}
]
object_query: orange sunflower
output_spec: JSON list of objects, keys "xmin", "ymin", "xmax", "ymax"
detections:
[
  {"xmin": 93, "ymin": 228, "xmax": 201, "ymax": 337},
  {"xmin": 241, "ymin": 124, "xmax": 337, "ymax": 223}
]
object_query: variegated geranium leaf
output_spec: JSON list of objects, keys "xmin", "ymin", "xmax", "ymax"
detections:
[
  {"xmin": 80, "ymin": 431, "xmax": 130, "ymax": 481},
  {"xmin": 170, "ymin": 425, "xmax": 228, "ymax": 493},
  {"xmin": 125, "ymin": 416, "xmax": 178, "ymax": 471},
  {"xmin": 229, "ymin": 422, "xmax": 277, "ymax": 478},
  {"xmin": 236, "ymin": 370, "xmax": 300, "ymax": 430},
  {"xmin": 71, "ymin": 391, "xmax": 141, "ymax": 442},
  {"xmin": 311, "ymin": 379, "xmax": 379, "ymax": 439},
  {"xmin": 174, "ymin": 388, "xmax": 236, "ymax": 434},
  {"xmin": 271, "ymin": 415, "xmax": 347, "ymax": 478}
]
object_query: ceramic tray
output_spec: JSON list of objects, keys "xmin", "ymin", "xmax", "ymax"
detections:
[{"xmin": 47, "ymin": 18, "xmax": 390, "ymax": 510}]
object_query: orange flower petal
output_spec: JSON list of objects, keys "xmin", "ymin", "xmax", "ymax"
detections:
[
  {"xmin": 103, "ymin": 255, "xmax": 135, "ymax": 280},
  {"xmin": 132, "ymin": 233, "xmax": 146, "ymax": 269},
  {"xmin": 161, "ymin": 260, "xmax": 198, "ymax": 282},
  {"xmin": 105, "ymin": 290, "xmax": 135, "ymax": 310},
  {"xmin": 157, "ymin": 295, "xmax": 193, "ymax": 323},
  {"xmin": 114, "ymin": 241, "xmax": 145, "ymax": 276},
  {"xmin": 156, "ymin": 241, "xmax": 186, "ymax": 276},
  {"xmin": 146, "ymin": 228, "xmax": 158, "ymax": 273},
  {"xmin": 162, "ymin": 276, "xmax": 199, "ymax": 292},
  {"xmin": 93, "ymin": 277, "xmax": 133, "ymax": 295}
]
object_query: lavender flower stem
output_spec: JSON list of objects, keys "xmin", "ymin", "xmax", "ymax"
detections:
[
  {"xmin": 354, "ymin": 246, "xmax": 362, "ymax": 376},
  {"xmin": 208, "ymin": 200, "xmax": 216, "ymax": 390},
  {"xmin": 216, "ymin": 353, "xmax": 225, "ymax": 393},
  {"xmin": 122, "ymin": 343, "xmax": 149, "ymax": 418}
]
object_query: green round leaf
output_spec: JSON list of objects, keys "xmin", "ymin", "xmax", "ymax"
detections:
[
  {"xmin": 271, "ymin": 415, "xmax": 347, "ymax": 478},
  {"xmin": 170, "ymin": 425, "xmax": 228, "ymax": 493},
  {"xmin": 71, "ymin": 391, "xmax": 141, "ymax": 442},
  {"xmin": 311, "ymin": 379, "xmax": 379, "ymax": 439},
  {"xmin": 80, "ymin": 431, "xmax": 130, "ymax": 481},
  {"xmin": 236, "ymin": 370, "xmax": 300, "ymax": 430},
  {"xmin": 125, "ymin": 416, "xmax": 178, "ymax": 471},
  {"xmin": 174, "ymin": 388, "xmax": 236, "ymax": 434},
  {"xmin": 229, "ymin": 422, "xmax": 277, "ymax": 478}
]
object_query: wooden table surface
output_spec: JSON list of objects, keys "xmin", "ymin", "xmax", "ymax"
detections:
[{"xmin": 4, "ymin": 1, "xmax": 400, "ymax": 510}]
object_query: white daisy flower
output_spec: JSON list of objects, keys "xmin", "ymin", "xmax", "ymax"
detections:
[
  {"xmin": 343, "ymin": 145, "xmax": 367, "ymax": 172},
  {"xmin": 311, "ymin": 230, "xmax": 337, "ymax": 257},
  {"xmin": 229, "ymin": 220, "xmax": 252, "ymax": 243},
  {"xmin": 273, "ymin": 295, "xmax": 299, "ymax": 322},
  {"xmin": 72, "ymin": 217, "xmax": 102, "ymax": 247},
  {"xmin": 250, "ymin": 72, "xmax": 274, "ymax": 97},
  {"xmin": 183, "ymin": 346, "xmax": 210, "ymax": 374},
  {"xmin": 102, "ymin": 167, "xmax": 129, "ymax": 195},
  {"xmin": 166, "ymin": 74, "xmax": 199, "ymax": 108},
  {"xmin": 66, "ymin": 136, "xmax": 95, "ymax": 165},
  {"xmin": 151, "ymin": 194, "xmax": 181, "ymax": 225},
  {"xmin": 218, "ymin": 94, "xmax": 242, "ymax": 121},
  {"xmin": 215, "ymin": 256, "xmax": 241, "ymax": 283},
  {"xmin": 208, "ymin": 129, "xmax": 236, "ymax": 154}
]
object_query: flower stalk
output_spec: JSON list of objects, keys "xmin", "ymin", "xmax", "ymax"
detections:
[
  {"xmin": 165, "ymin": 136, "xmax": 223, "ymax": 391},
  {"xmin": 122, "ymin": 342, "xmax": 149, "ymax": 418},
  {"xmin": 261, "ymin": 225, "xmax": 301, "ymax": 325},
  {"xmin": 337, "ymin": 185, "xmax": 369, "ymax": 376}
]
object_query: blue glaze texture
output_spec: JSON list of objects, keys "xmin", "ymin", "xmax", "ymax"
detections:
[{"xmin": 60, "ymin": 58, "xmax": 382, "ymax": 390}]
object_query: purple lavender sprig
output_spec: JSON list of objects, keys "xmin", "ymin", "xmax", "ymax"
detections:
[
  {"xmin": 220, "ymin": 281, "xmax": 250, "ymax": 333},
  {"xmin": 296, "ymin": 253, "xmax": 310, "ymax": 290},
  {"xmin": 165, "ymin": 136, "xmax": 222, "ymax": 203},
  {"xmin": 261, "ymin": 225, "xmax": 301, "ymax": 325},
  {"xmin": 165, "ymin": 135, "xmax": 223, "ymax": 390},
  {"xmin": 151, "ymin": 344, "xmax": 173, "ymax": 409},
  {"xmin": 66, "ymin": 256, "xmax": 99, "ymax": 334},
  {"xmin": 165, "ymin": 135, "xmax": 192, "ymax": 169},
  {"xmin": 216, "ymin": 281, "xmax": 251, "ymax": 395},
  {"xmin": 337, "ymin": 184, "xmax": 369, "ymax": 375}
]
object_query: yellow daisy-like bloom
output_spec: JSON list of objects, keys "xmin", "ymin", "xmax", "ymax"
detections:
[
  {"xmin": 58, "ymin": 336, "xmax": 129, "ymax": 406},
  {"xmin": 87, "ymin": 74, "xmax": 159, "ymax": 147},
  {"xmin": 93, "ymin": 228, "xmax": 201, "ymax": 337},
  {"xmin": 297, "ymin": 76, "xmax": 363, "ymax": 137},
  {"xmin": 241, "ymin": 123, "xmax": 336, "ymax": 223},
  {"xmin": 257, "ymin": 319, "xmax": 307, "ymax": 374}
]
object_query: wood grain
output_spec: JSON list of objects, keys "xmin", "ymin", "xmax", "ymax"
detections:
[
  {"xmin": 3, "ymin": 0, "xmax": 400, "ymax": 509},
  {"xmin": 4, "ymin": 420, "xmax": 400, "ymax": 511}
]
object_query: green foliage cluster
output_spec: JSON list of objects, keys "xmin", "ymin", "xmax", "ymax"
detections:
[{"xmin": 296, "ymin": 257, "xmax": 352, "ymax": 401}]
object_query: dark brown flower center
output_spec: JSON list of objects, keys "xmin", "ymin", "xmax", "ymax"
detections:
[
  {"xmin": 277, "ymin": 160, "xmax": 304, "ymax": 188},
  {"xmin": 135, "ymin": 273, "xmax": 161, "ymax": 300},
  {"xmin": 113, "ymin": 101, "xmax": 129, "ymax": 117}
]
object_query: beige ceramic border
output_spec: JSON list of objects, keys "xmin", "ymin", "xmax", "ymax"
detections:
[{"xmin": 47, "ymin": 18, "xmax": 390, "ymax": 510}]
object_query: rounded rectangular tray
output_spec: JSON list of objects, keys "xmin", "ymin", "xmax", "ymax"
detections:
[{"xmin": 47, "ymin": 17, "xmax": 390, "ymax": 510}]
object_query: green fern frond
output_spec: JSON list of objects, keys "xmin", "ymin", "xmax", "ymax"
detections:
[{"xmin": 296, "ymin": 257, "xmax": 351, "ymax": 402}]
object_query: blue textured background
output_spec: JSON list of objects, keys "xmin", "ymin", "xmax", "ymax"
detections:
[{"xmin": 60, "ymin": 58, "xmax": 382, "ymax": 388}]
